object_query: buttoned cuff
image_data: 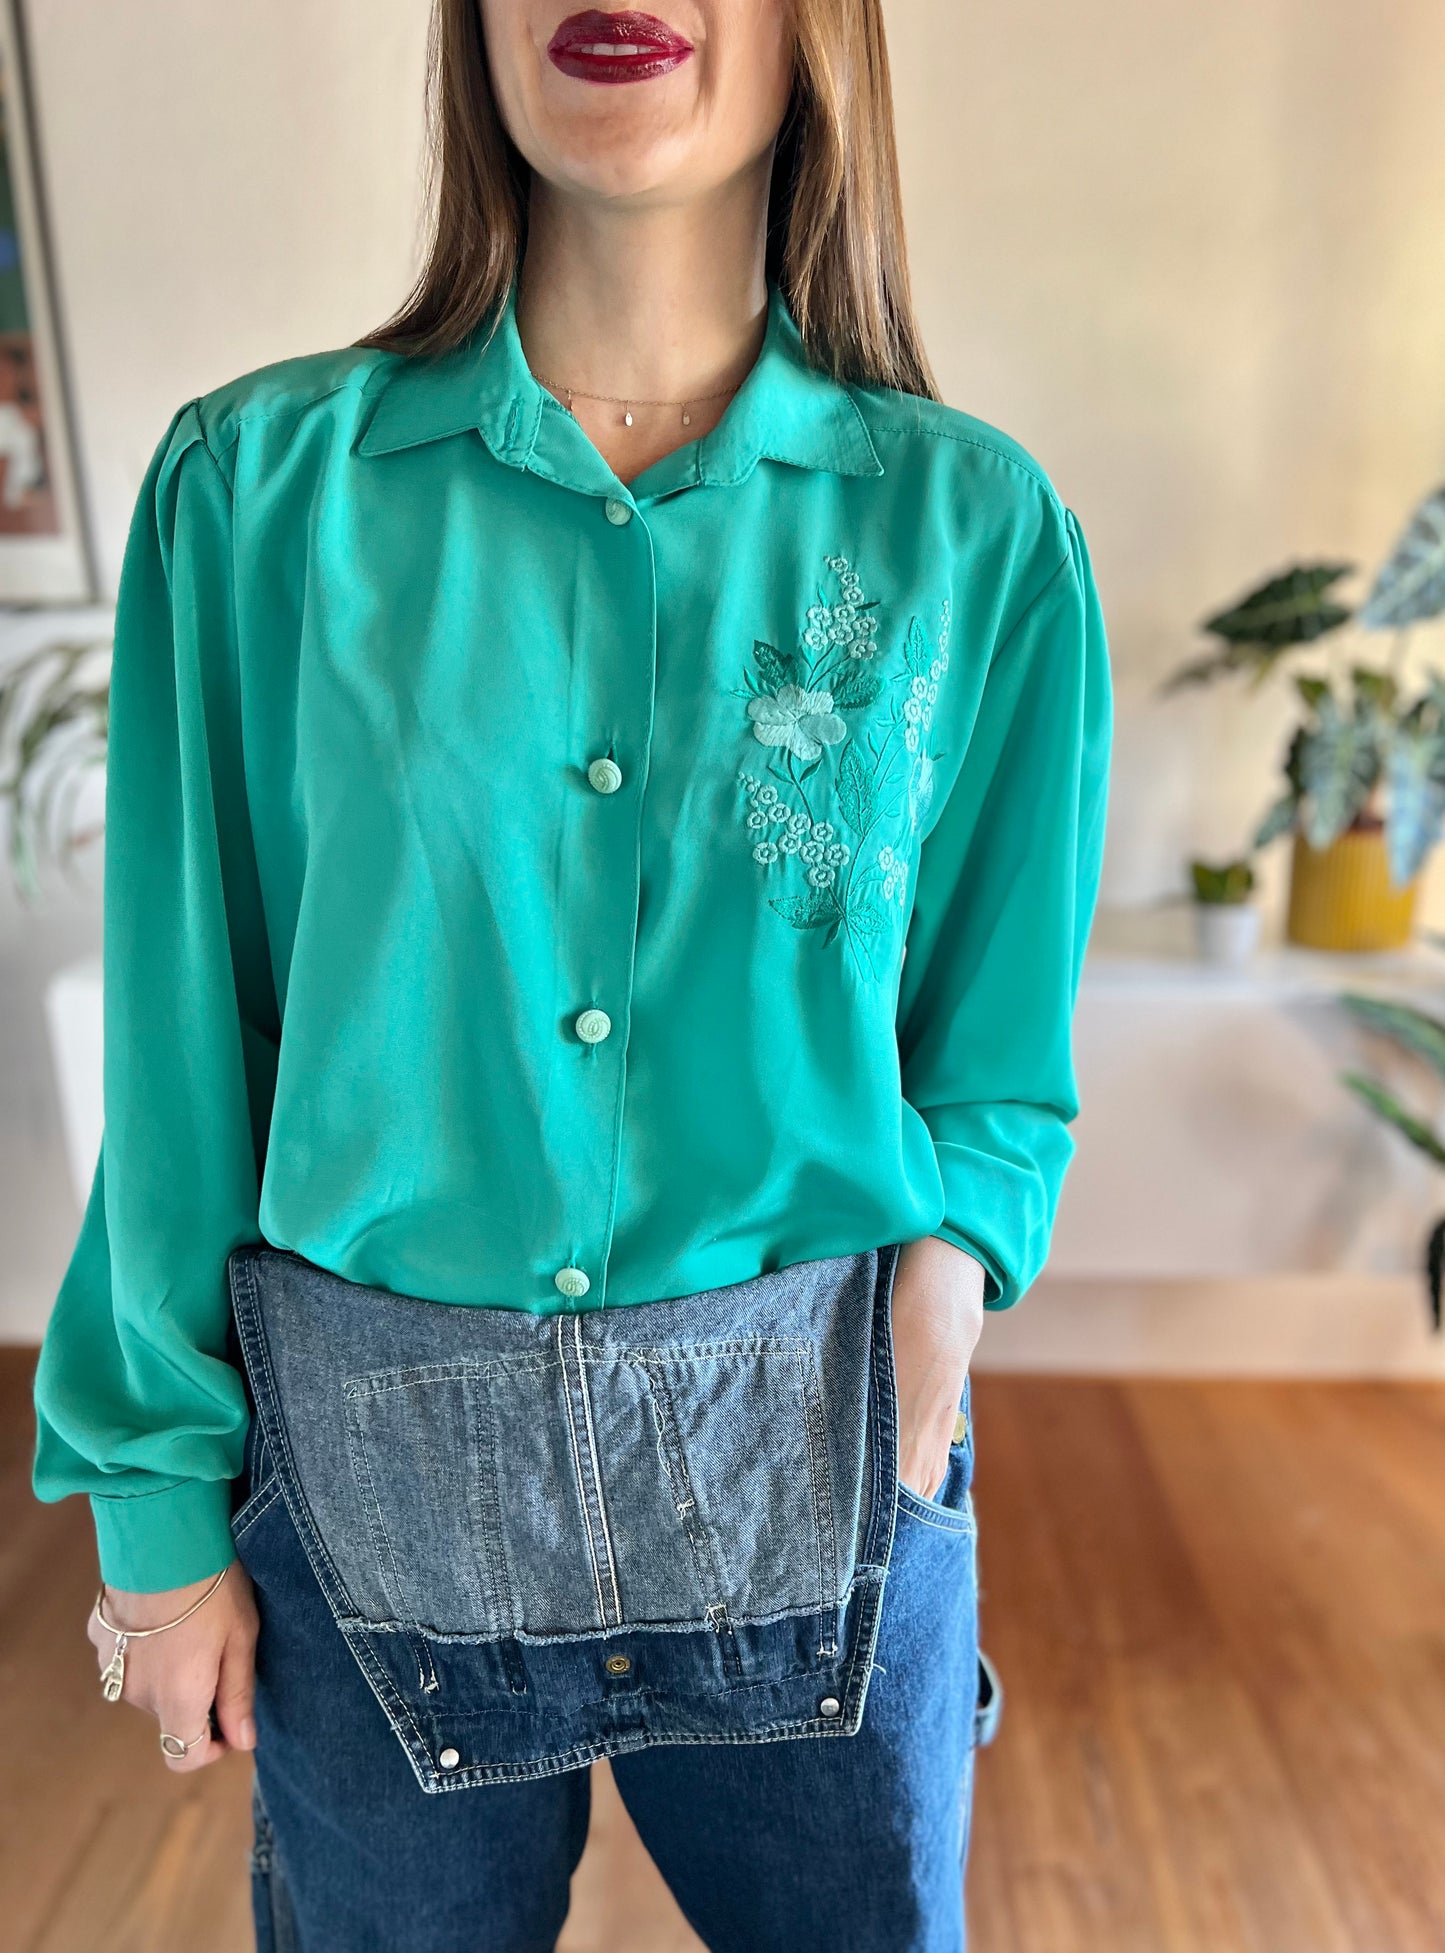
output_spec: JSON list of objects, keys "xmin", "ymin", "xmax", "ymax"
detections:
[{"xmin": 91, "ymin": 1477, "xmax": 238, "ymax": 1594}]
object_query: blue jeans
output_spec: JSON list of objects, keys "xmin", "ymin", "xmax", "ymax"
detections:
[{"xmin": 228, "ymin": 1241, "xmax": 992, "ymax": 1951}]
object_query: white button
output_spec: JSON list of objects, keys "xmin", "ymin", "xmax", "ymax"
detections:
[
  {"xmin": 587, "ymin": 756, "xmax": 623, "ymax": 795},
  {"xmin": 818, "ymin": 1696, "xmax": 842, "ymax": 1719},
  {"xmin": 438, "ymin": 1747, "xmax": 461, "ymax": 1769},
  {"xmin": 555, "ymin": 1266, "xmax": 591, "ymax": 1298},
  {"xmin": 574, "ymin": 1007, "xmax": 612, "ymax": 1044},
  {"xmin": 603, "ymin": 497, "xmax": 633, "ymax": 526}
]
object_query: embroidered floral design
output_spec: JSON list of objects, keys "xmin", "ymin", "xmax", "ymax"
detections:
[
  {"xmin": 747, "ymin": 684, "xmax": 847, "ymax": 761},
  {"xmin": 732, "ymin": 556, "xmax": 951, "ymax": 978}
]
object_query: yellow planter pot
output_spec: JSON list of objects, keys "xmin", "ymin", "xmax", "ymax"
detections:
[{"xmin": 1285, "ymin": 828, "xmax": 1419, "ymax": 951}]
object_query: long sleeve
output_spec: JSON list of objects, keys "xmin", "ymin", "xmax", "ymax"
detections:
[
  {"xmin": 32, "ymin": 402, "xmax": 279, "ymax": 1591},
  {"xmin": 896, "ymin": 505, "xmax": 1112, "ymax": 1309}
]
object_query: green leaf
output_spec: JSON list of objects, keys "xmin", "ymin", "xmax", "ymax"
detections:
[
  {"xmin": 1294, "ymin": 674, "xmax": 1333, "ymax": 714},
  {"xmin": 1359, "ymin": 485, "xmax": 1445, "ymax": 630},
  {"xmin": 1253, "ymin": 789, "xmax": 1300, "ymax": 849},
  {"xmin": 902, "ymin": 616, "xmax": 931, "ymax": 677},
  {"xmin": 829, "ymin": 660, "xmax": 885, "ymax": 710},
  {"xmin": 752, "ymin": 639, "xmax": 799, "ymax": 690},
  {"xmin": 847, "ymin": 899, "xmax": 889, "ymax": 937},
  {"xmin": 836, "ymin": 744, "xmax": 879, "ymax": 836},
  {"xmin": 1298, "ymin": 711, "xmax": 1381, "ymax": 846},
  {"xmin": 1340, "ymin": 994, "xmax": 1445, "ymax": 1078},
  {"xmin": 770, "ymin": 892, "xmax": 840, "ymax": 930},
  {"xmin": 1203, "ymin": 563, "xmax": 1355, "ymax": 649},
  {"xmin": 1385, "ymin": 729, "xmax": 1445, "ymax": 883},
  {"xmin": 1341, "ymin": 1072, "xmax": 1445, "ymax": 1167},
  {"xmin": 1190, "ymin": 857, "xmax": 1255, "ymax": 903}
]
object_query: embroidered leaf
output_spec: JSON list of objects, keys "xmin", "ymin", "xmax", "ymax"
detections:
[
  {"xmin": 836, "ymin": 745, "xmax": 879, "ymax": 836},
  {"xmin": 902, "ymin": 616, "xmax": 931, "ymax": 677},
  {"xmin": 830, "ymin": 660, "xmax": 886, "ymax": 711},
  {"xmin": 848, "ymin": 899, "xmax": 889, "ymax": 938},
  {"xmin": 752, "ymin": 639, "xmax": 800, "ymax": 690},
  {"xmin": 770, "ymin": 892, "xmax": 841, "ymax": 930}
]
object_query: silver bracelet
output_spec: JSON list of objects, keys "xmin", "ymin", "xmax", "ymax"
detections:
[{"xmin": 92, "ymin": 1563, "xmax": 231, "ymax": 1703}]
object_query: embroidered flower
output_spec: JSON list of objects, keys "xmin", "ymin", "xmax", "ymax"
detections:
[
  {"xmin": 747, "ymin": 684, "xmax": 848, "ymax": 762},
  {"xmin": 736, "ymin": 560, "xmax": 951, "ymax": 979}
]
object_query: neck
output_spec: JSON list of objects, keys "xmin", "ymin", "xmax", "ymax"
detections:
[{"xmin": 515, "ymin": 167, "xmax": 773, "ymax": 412}]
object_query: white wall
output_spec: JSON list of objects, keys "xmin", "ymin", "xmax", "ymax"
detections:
[{"xmin": 6, "ymin": 1, "xmax": 1445, "ymax": 1340}]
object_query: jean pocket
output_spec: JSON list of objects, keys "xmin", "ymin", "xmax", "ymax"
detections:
[
  {"xmin": 342, "ymin": 1327, "xmax": 837, "ymax": 1639},
  {"xmin": 231, "ymin": 1415, "xmax": 280, "ymax": 1542},
  {"xmin": 895, "ymin": 1442, "xmax": 976, "ymax": 1535}
]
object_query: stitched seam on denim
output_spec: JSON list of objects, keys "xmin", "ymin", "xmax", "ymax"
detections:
[
  {"xmin": 895, "ymin": 1484, "xmax": 978, "ymax": 1535},
  {"xmin": 640, "ymin": 1357, "xmax": 734, "ymax": 1642},
  {"xmin": 344, "ymin": 1360, "xmax": 481, "ymax": 1397},
  {"xmin": 573, "ymin": 1315, "xmax": 624, "ymax": 1629},
  {"xmin": 231, "ymin": 1480, "xmax": 282, "ymax": 1541},
  {"xmin": 344, "ymin": 1396, "xmax": 413, "ymax": 1623},
  {"xmin": 420, "ymin": 1716, "xmax": 867, "ymax": 1790},
  {"xmin": 557, "ymin": 1317, "xmax": 609, "ymax": 1631},
  {"xmin": 474, "ymin": 1372, "xmax": 519, "ymax": 1640},
  {"xmin": 795, "ymin": 1344, "xmax": 836, "ymax": 1621},
  {"xmin": 231, "ymin": 1252, "xmax": 434, "ymax": 1771},
  {"xmin": 576, "ymin": 1337, "xmax": 811, "ymax": 1363}
]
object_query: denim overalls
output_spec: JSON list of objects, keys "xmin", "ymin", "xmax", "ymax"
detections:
[{"xmin": 228, "ymin": 1238, "xmax": 995, "ymax": 1951}]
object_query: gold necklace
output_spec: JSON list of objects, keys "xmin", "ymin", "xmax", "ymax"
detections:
[{"xmin": 533, "ymin": 375, "xmax": 742, "ymax": 430}]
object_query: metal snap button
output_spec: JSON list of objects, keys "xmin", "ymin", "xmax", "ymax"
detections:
[
  {"xmin": 819, "ymin": 1696, "xmax": 842, "ymax": 1719},
  {"xmin": 604, "ymin": 1654, "xmax": 632, "ymax": 1676},
  {"xmin": 603, "ymin": 497, "xmax": 633, "ymax": 526},
  {"xmin": 587, "ymin": 756, "xmax": 623, "ymax": 795},
  {"xmin": 554, "ymin": 1266, "xmax": 591, "ymax": 1298},
  {"xmin": 574, "ymin": 1007, "xmax": 612, "ymax": 1044},
  {"xmin": 438, "ymin": 1747, "xmax": 461, "ymax": 1770}
]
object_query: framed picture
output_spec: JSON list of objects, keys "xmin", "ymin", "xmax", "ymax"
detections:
[{"xmin": 0, "ymin": 0, "xmax": 95, "ymax": 603}]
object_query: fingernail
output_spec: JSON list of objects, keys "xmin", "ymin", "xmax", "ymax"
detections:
[{"xmin": 240, "ymin": 1717, "xmax": 257, "ymax": 1749}]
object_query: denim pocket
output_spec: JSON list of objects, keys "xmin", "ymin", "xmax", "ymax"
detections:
[
  {"xmin": 343, "ymin": 1330, "xmax": 836, "ymax": 1638},
  {"xmin": 231, "ymin": 1412, "xmax": 280, "ymax": 1543}
]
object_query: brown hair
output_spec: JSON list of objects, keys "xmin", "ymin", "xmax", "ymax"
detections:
[{"xmin": 355, "ymin": 0, "xmax": 939, "ymax": 401}]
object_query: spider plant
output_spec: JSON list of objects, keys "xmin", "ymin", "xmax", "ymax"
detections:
[
  {"xmin": 1339, "ymin": 991, "xmax": 1445, "ymax": 1330},
  {"xmin": 0, "ymin": 638, "xmax": 111, "ymax": 900}
]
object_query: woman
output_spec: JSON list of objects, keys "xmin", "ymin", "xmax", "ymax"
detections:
[{"xmin": 33, "ymin": 2, "xmax": 1111, "ymax": 1947}]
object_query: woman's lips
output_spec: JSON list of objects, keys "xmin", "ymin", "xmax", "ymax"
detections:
[{"xmin": 547, "ymin": 9, "xmax": 694, "ymax": 84}]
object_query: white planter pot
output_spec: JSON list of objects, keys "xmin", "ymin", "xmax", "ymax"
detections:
[{"xmin": 1192, "ymin": 901, "xmax": 1261, "ymax": 968}]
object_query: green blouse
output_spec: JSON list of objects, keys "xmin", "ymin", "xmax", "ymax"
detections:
[{"xmin": 32, "ymin": 275, "xmax": 1113, "ymax": 1592}]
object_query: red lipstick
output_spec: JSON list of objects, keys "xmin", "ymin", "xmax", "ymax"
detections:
[{"xmin": 547, "ymin": 9, "xmax": 694, "ymax": 85}]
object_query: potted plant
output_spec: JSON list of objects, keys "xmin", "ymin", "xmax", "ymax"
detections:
[
  {"xmin": 1, "ymin": 638, "xmax": 111, "ymax": 1203},
  {"xmin": 1338, "ymin": 991, "xmax": 1445, "ymax": 1329},
  {"xmin": 1189, "ymin": 854, "xmax": 1260, "ymax": 966},
  {"xmin": 1166, "ymin": 483, "xmax": 1445, "ymax": 950},
  {"xmin": 0, "ymin": 636, "xmax": 110, "ymax": 898}
]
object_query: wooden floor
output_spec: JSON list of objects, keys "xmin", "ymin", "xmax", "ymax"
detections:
[{"xmin": 4, "ymin": 1352, "xmax": 1445, "ymax": 1952}]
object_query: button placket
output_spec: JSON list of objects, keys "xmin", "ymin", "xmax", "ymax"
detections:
[{"xmin": 552, "ymin": 495, "xmax": 657, "ymax": 1309}]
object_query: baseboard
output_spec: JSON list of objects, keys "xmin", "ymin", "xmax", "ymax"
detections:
[{"xmin": 975, "ymin": 1274, "xmax": 1445, "ymax": 1378}]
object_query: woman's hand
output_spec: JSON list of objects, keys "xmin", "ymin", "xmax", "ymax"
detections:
[
  {"xmin": 88, "ymin": 1563, "xmax": 259, "ymax": 1772},
  {"xmin": 891, "ymin": 1236, "xmax": 986, "ymax": 1501}
]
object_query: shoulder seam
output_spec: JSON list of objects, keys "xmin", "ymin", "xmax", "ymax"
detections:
[
  {"xmin": 857, "ymin": 413, "xmax": 1062, "ymax": 502},
  {"xmin": 991, "ymin": 545, "xmax": 1075, "ymax": 668},
  {"xmin": 200, "ymin": 368, "xmax": 387, "ymax": 454}
]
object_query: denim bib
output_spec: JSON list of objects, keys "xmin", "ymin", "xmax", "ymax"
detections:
[{"xmin": 227, "ymin": 1239, "xmax": 905, "ymax": 1790}]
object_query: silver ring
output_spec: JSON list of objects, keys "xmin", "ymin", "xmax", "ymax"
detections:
[{"xmin": 159, "ymin": 1726, "xmax": 209, "ymax": 1758}]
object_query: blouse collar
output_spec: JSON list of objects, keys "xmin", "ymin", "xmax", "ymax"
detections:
[{"xmin": 357, "ymin": 272, "xmax": 885, "ymax": 498}]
